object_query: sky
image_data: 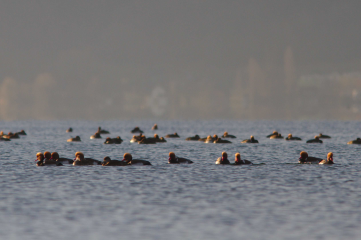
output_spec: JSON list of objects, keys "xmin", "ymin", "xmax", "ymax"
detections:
[{"xmin": 0, "ymin": 1, "xmax": 360, "ymax": 120}]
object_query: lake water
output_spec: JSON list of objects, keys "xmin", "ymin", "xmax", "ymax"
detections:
[{"xmin": 1, "ymin": 120, "xmax": 361, "ymax": 240}]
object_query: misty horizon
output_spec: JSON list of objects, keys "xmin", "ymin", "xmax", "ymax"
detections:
[{"xmin": 0, "ymin": 1, "xmax": 360, "ymax": 120}]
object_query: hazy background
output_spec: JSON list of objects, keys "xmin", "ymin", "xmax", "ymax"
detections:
[{"xmin": 0, "ymin": 0, "xmax": 360, "ymax": 120}]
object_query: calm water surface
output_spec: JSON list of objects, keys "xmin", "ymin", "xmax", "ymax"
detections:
[{"xmin": 1, "ymin": 120, "xmax": 361, "ymax": 240}]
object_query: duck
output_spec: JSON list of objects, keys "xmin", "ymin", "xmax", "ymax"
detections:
[
  {"xmin": 36, "ymin": 152, "xmax": 45, "ymax": 166},
  {"xmin": 270, "ymin": 133, "xmax": 284, "ymax": 139},
  {"xmin": 51, "ymin": 152, "xmax": 73, "ymax": 164},
  {"xmin": 90, "ymin": 132, "xmax": 101, "ymax": 139},
  {"xmin": 131, "ymin": 127, "xmax": 143, "ymax": 134},
  {"xmin": 43, "ymin": 151, "xmax": 63, "ymax": 166},
  {"xmin": 0, "ymin": 135, "xmax": 11, "ymax": 141},
  {"xmin": 319, "ymin": 152, "xmax": 334, "ymax": 165},
  {"xmin": 102, "ymin": 156, "xmax": 128, "ymax": 166},
  {"xmin": 306, "ymin": 136, "xmax": 323, "ymax": 143},
  {"xmin": 67, "ymin": 136, "xmax": 81, "ymax": 142},
  {"xmin": 347, "ymin": 138, "xmax": 361, "ymax": 144},
  {"xmin": 168, "ymin": 152, "xmax": 193, "ymax": 164},
  {"xmin": 186, "ymin": 135, "xmax": 200, "ymax": 141},
  {"xmin": 73, "ymin": 152, "xmax": 101, "ymax": 165},
  {"xmin": 318, "ymin": 133, "xmax": 331, "ymax": 139},
  {"xmin": 213, "ymin": 137, "xmax": 232, "ymax": 144},
  {"xmin": 44, "ymin": 151, "xmax": 54, "ymax": 164},
  {"xmin": 233, "ymin": 153, "xmax": 252, "ymax": 164},
  {"xmin": 151, "ymin": 124, "xmax": 158, "ymax": 130},
  {"xmin": 97, "ymin": 126, "xmax": 110, "ymax": 134},
  {"xmin": 285, "ymin": 134, "xmax": 302, "ymax": 141},
  {"xmin": 122, "ymin": 153, "xmax": 152, "ymax": 165},
  {"xmin": 241, "ymin": 135, "xmax": 259, "ymax": 143},
  {"xmin": 266, "ymin": 131, "xmax": 279, "ymax": 138},
  {"xmin": 3, "ymin": 132, "xmax": 20, "ymax": 139},
  {"xmin": 66, "ymin": 128, "xmax": 73, "ymax": 133},
  {"xmin": 215, "ymin": 152, "xmax": 231, "ymax": 164},
  {"xmin": 222, "ymin": 131, "xmax": 236, "ymax": 138},
  {"xmin": 104, "ymin": 136, "xmax": 123, "ymax": 144},
  {"xmin": 205, "ymin": 135, "xmax": 218, "ymax": 143},
  {"xmin": 16, "ymin": 130, "xmax": 26, "ymax": 135},
  {"xmin": 165, "ymin": 132, "xmax": 180, "ymax": 138},
  {"xmin": 152, "ymin": 134, "xmax": 166, "ymax": 143},
  {"xmin": 138, "ymin": 137, "xmax": 157, "ymax": 144},
  {"xmin": 298, "ymin": 151, "xmax": 322, "ymax": 164},
  {"xmin": 130, "ymin": 134, "xmax": 145, "ymax": 143}
]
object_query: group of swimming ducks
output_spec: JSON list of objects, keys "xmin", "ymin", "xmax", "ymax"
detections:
[
  {"xmin": 35, "ymin": 150, "xmax": 334, "ymax": 166},
  {"xmin": 64, "ymin": 125, "xmax": 361, "ymax": 145},
  {"xmin": 35, "ymin": 151, "xmax": 193, "ymax": 166},
  {"xmin": 0, "ymin": 130, "xmax": 26, "ymax": 141}
]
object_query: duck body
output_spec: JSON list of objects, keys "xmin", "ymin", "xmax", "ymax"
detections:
[
  {"xmin": 299, "ymin": 156, "xmax": 323, "ymax": 164},
  {"xmin": 215, "ymin": 157, "xmax": 231, "ymax": 164},
  {"xmin": 285, "ymin": 136, "xmax": 302, "ymax": 141},
  {"xmin": 165, "ymin": 133, "xmax": 180, "ymax": 138},
  {"xmin": 102, "ymin": 160, "xmax": 128, "ymax": 166},
  {"xmin": 318, "ymin": 133, "xmax": 331, "ymax": 139},
  {"xmin": 16, "ymin": 130, "xmax": 27, "ymax": 135},
  {"xmin": 66, "ymin": 128, "xmax": 73, "ymax": 133},
  {"xmin": 241, "ymin": 137, "xmax": 259, "ymax": 143},
  {"xmin": 222, "ymin": 134, "xmax": 236, "ymax": 138},
  {"xmin": 138, "ymin": 138, "xmax": 157, "ymax": 144},
  {"xmin": 213, "ymin": 138, "xmax": 232, "ymax": 144},
  {"xmin": 129, "ymin": 159, "xmax": 152, "ymax": 165},
  {"xmin": 233, "ymin": 159, "xmax": 252, "ymax": 165},
  {"xmin": 319, "ymin": 159, "xmax": 334, "ymax": 164},
  {"xmin": 270, "ymin": 134, "xmax": 284, "ymax": 139},
  {"xmin": 90, "ymin": 133, "xmax": 102, "ymax": 139},
  {"xmin": 186, "ymin": 135, "xmax": 200, "ymax": 141},
  {"xmin": 67, "ymin": 136, "xmax": 81, "ymax": 142},
  {"xmin": 73, "ymin": 158, "xmax": 101, "ymax": 165},
  {"xmin": 0, "ymin": 137, "xmax": 11, "ymax": 141},
  {"xmin": 306, "ymin": 138, "xmax": 323, "ymax": 143},
  {"xmin": 104, "ymin": 136, "xmax": 123, "ymax": 144},
  {"xmin": 131, "ymin": 127, "xmax": 143, "ymax": 133},
  {"xmin": 347, "ymin": 138, "xmax": 361, "ymax": 144}
]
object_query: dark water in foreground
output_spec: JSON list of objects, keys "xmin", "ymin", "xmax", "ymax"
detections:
[{"xmin": 1, "ymin": 120, "xmax": 361, "ymax": 240}]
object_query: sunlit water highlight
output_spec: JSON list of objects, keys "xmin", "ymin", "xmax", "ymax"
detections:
[{"xmin": 1, "ymin": 120, "xmax": 361, "ymax": 240}]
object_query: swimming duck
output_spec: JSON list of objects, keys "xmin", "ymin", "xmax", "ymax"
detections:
[
  {"xmin": 73, "ymin": 152, "xmax": 101, "ymax": 165},
  {"xmin": 266, "ymin": 131, "xmax": 279, "ymax": 138},
  {"xmin": 16, "ymin": 130, "xmax": 27, "ymax": 135},
  {"xmin": 186, "ymin": 135, "xmax": 200, "ymax": 141},
  {"xmin": 51, "ymin": 152, "xmax": 73, "ymax": 164},
  {"xmin": 36, "ymin": 152, "xmax": 45, "ymax": 166},
  {"xmin": 347, "ymin": 138, "xmax": 361, "ymax": 144},
  {"xmin": 152, "ymin": 134, "xmax": 166, "ymax": 143},
  {"xmin": 138, "ymin": 137, "xmax": 157, "ymax": 144},
  {"xmin": 131, "ymin": 127, "xmax": 143, "ymax": 133},
  {"xmin": 319, "ymin": 152, "xmax": 334, "ymax": 165},
  {"xmin": 285, "ymin": 134, "xmax": 302, "ymax": 141},
  {"xmin": 97, "ymin": 126, "xmax": 110, "ymax": 134},
  {"xmin": 213, "ymin": 137, "xmax": 232, "ymax": 143},
  {"xmin": 205, "ymin": 135, "xmax": 218, "ymax": 143},
  {"xmin": 222, "ymin": 131, "xmax": 236, "ymax": 138},
  {"xmin": 66, "ymin": 128, "xmax": 73, "ymax": 133},
  {"xmin": 270, "ymin": 133, "xmax": 284, "ymax": 139},
  {"xmin": 168, "ymin": 152, "xmax": 193, "ymax": 164},
  {"xmin": 90, "ymin": 132, "xmax": 101, "ymax": 139},
  {"xmin": 130, "ymin": 134, "xmax": 145, "ymax": 143},
  {"xmin": 102, "ymin": 156, "xmax": 128, "ymax": 166},
  {"xmin": 234, "ymin": 153, "xmax": 252, "ymax": 164},
  {"xmin": 4, "ymin": 132, "xmax": 20, "ymax": 139},
  {"xmin": 165, "ymin": 132, "xmax": 180, "ymax": 138},
  {"xmin": 122, "ymin": 153, "xmax": 152, "ymax": 165},
  {"xmin": 298, "ymin": 151, "xmax": 322, "ymax": 164},
  {"xmin": 306, "ymin": 136, "xmax": 323, "ymax": 143},
  {"xmin": 104, "ymin": 136, "xmax": 123, "ymax": 144},
  {"xmin": 241, "ymin": 135, "xmax": 259, "ymax": 143},
  {"xmin": 151, "ymin": 124, "xmax": 158, "ymax": 130},
  {"xmin": 318, "ymin": 133, "xmax": 331, "ymax": 139},
  {"xmin": 67, "ymin": 136, "xmax": 81, "ymax": 142},
  {"xmin": 215, "ymin": 152, "xmax": 231, "ymax": 164}
]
